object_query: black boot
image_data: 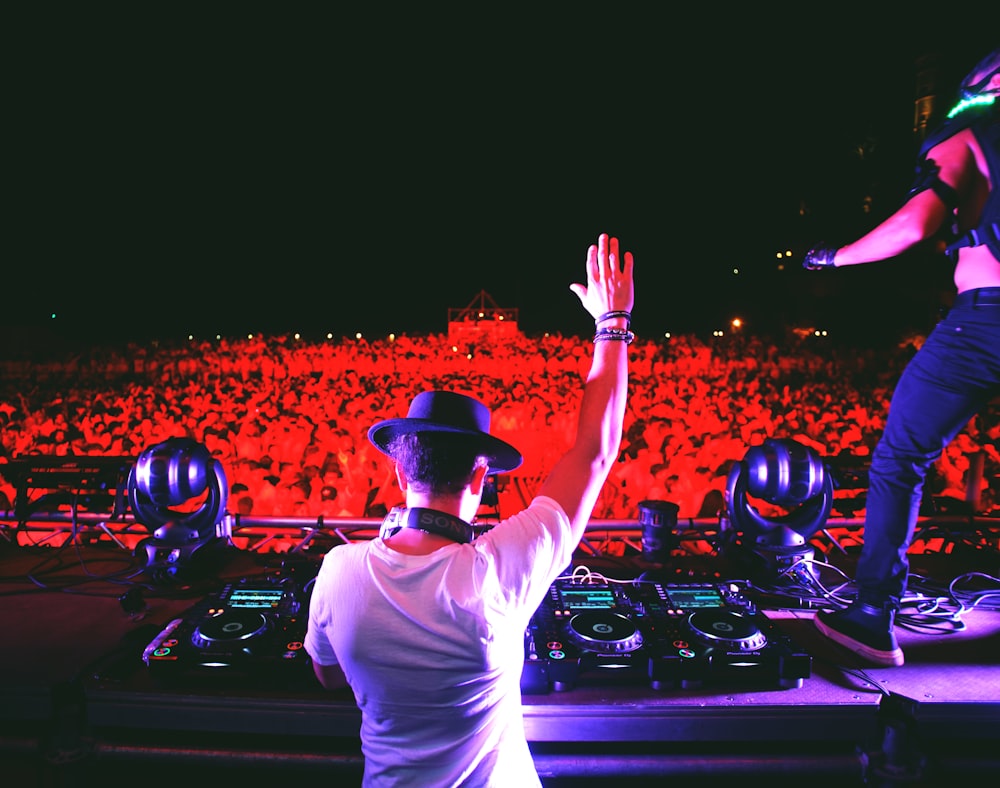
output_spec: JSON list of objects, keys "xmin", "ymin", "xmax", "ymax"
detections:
[{"xmin": 815, "ymin": 600, "xmax": 904, "ymax": 667}]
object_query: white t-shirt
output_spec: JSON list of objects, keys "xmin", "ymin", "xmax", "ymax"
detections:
[{"xmin": 304, "ymin": 496, "xmax": 572, "ymax": 787}]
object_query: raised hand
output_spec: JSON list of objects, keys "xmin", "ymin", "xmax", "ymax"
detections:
[{"xmin": 569, "ymin": 233, "xmax": 635, "ymax": 319}]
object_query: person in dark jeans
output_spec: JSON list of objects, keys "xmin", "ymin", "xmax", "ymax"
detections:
[{"xmin": 803, "ymin": 47, "xmax": 1000, "ymax": 666}]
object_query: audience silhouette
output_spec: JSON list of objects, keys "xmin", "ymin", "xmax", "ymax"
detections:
[{"xmin": 1, "ymin": 328, "xmax": 997, "ymax": 531}]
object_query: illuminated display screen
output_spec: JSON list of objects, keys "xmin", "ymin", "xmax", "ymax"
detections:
[
  {"xmin": 664, "ymin": 588, "xmax": 725, "ymax": 609},
  {"xmin": 557, "ymin": 587, "xmax": 616, "ymax": 609},
  {"xmin": 226, "ymin": 587, "xmax": 284, "ymax": 609}
]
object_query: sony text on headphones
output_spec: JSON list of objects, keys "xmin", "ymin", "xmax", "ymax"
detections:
[{"xmin": 379, "ymin": 506, "xmax": 475, "ymax": 544}]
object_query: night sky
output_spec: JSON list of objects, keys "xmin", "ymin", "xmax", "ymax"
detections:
[{"xmin": 9, "ymin": 9, "xmax": 997, "ymax": 347}]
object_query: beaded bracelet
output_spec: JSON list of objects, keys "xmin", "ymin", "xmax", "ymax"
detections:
[
  {"xmin": 595, "ymin": 310, "xmax": 632, "ymax": 326},
  {"xmin": 594, "ymin": 327, "xmax": 635, "ymax": 344}
]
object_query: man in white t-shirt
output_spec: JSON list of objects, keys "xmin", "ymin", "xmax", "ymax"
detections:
[{"xmin": 305, "ymin": 233, "xmax": 635, "ymax": 786}]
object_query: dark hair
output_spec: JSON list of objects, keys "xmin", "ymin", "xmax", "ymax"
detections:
[{"xmin": 387, "ymin": 432, "xmax": 487, "ymax": 495}]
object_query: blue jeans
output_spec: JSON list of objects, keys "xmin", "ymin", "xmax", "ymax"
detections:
[{"xmin": 855, "ymin": 287, "xmax": 1000, "ymax": 606}]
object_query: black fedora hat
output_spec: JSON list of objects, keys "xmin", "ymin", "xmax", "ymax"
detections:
[{"xmin": 368, "ymin": 391, "xmax": 523, "ymax": 474}]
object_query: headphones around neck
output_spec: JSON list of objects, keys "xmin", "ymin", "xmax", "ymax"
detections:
[{"xmin": 379, "ymin": 506, "xmax": 475, "ymax": 544}]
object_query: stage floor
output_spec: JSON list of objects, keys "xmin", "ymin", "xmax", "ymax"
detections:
[{"xmin": 2, "ymin": 541, "xmax": 999, "ymax": 786}]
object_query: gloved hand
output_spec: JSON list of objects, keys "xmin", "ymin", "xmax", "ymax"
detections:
[{"xmin": 802, "ymin": 245, "xmax": 837, "ymax": 270}]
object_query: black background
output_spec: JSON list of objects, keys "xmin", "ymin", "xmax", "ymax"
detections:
[{"xmin": 8, "ymin": 7, "xmax": 997, "ymax": 345}]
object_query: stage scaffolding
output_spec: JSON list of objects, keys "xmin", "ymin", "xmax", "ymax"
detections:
[
  {"xmin": 3, "ymin": 508, "xmax": 999, "ymax": 562},
  {"xmin": 3, "ymin": 450, "xmax": 998, "ymax": 575}
]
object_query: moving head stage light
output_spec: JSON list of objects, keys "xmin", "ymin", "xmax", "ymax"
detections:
[
  {"xmin": 128, "ymin": 438, "xmax": 231, "ymax": 583},
  {"xmin": 724, "ymin": 438, "xmax": 833, "ymax": 583}
]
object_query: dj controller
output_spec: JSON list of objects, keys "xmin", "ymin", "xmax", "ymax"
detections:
[
  {"xmin": 140, "ymin": 564, "xmax": 811, "ymax": 693},
  {"xmin": 142, "ymin": 569, "xmax": 314, "ymax": 685},
  {"xmin": 521, "ymin": 574, "xmax": 811, "ymax": 692}
]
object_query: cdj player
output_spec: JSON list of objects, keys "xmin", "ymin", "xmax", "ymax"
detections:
[
  {"xmin": 521, "ymin": 574, "xmax": 811, "ymax": 693},
  {"xmin": 142, "ymin": 572, "xmax": 314, "ymax": 685}
]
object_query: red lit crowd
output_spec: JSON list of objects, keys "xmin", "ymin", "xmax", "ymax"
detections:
[{"xmin": 1, "ymin": 329, "xmax": 998, "ymax": 524}]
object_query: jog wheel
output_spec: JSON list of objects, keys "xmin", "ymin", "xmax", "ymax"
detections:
[
  {"xmin": 193, "ymin": 609, "xmax": 269, "ymax": 648},
  {"xmin": 687, "ymin": 609, "xmax": 767, "ymax": 652},
  {"xmin": 565, "ymin": 611, "xmax": 643, "ymax": 655}
]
